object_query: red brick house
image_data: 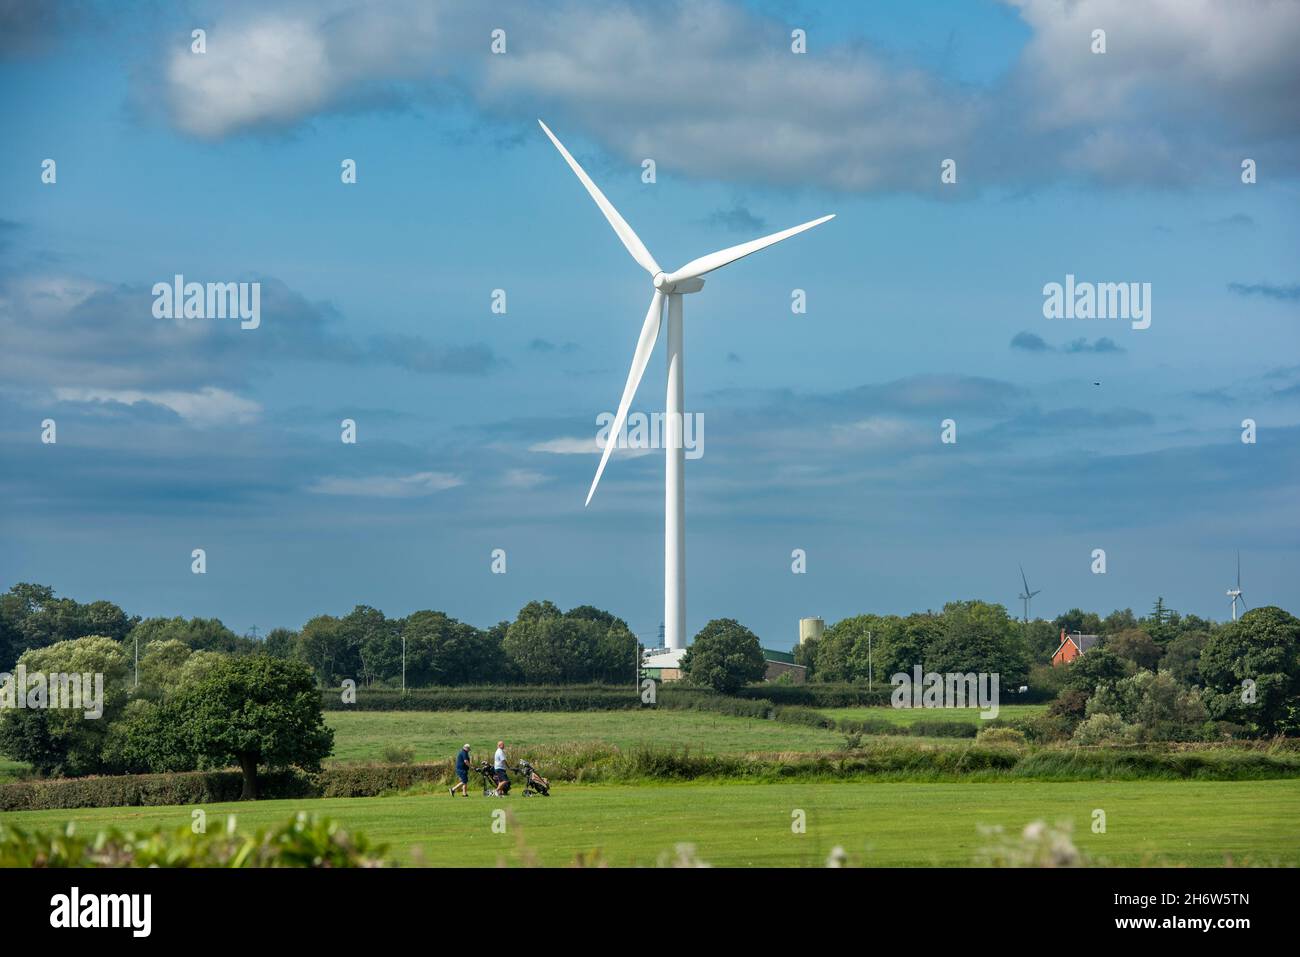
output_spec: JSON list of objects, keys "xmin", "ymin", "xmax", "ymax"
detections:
[{"xmin": 1051, "ymin": 629, "xmax": 1100, "ymax": 666}]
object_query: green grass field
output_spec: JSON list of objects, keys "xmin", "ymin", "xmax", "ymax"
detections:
[
  {"xmin": 821, "ymin": 704, "xmax": 1048, "ymax": 726},
  {"xmin": 0, "ymin": 759, "xmax": 27, "ymax": 783},
  {"xmin": 6, "ymin": 779, "xmax": 1298, "ymax": 867},
  {"xmin": 324, "ymin": 709, "xmax": 848, "ymax": 763}
]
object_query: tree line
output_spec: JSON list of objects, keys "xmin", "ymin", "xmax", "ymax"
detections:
[
  {"xmin": 0, "ymin": 585, "xmax": 637, "ymax": 688},
  {"xmin": 794, "ymin": 596, "xmax": 1224, "ymax": 690}
]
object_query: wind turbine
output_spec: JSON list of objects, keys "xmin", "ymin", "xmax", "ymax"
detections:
[
  {"xmin": 538, "ymin": 120, "xmax": 835, "ymax": 652},
  {"xmin": 1017, "ymin": 564, "xmax": 1041, "ymax": 624},
  {"xmin": 1226, "ymin": 550, "xmax": 1247, "ymax": 621}
]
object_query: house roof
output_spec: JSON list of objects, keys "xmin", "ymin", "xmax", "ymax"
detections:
[{"xmin": 1052, "ymin": 632, "xmax": 1101, "ymax": 659}]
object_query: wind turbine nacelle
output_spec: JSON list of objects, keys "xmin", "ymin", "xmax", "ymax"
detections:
[{"xmin": 653, "ymin": 273, "xmax": 706, "ymax": 295}]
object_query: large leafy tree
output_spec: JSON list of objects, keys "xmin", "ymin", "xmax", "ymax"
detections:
[
  {"xmin": 1053, "ymin": 608, "xmax": 1103, "ymax": 637},
  {"xmin": 502, "ymin": 602, "xmax": 634, "ymax": 684},
  {"xmin": 814, "ymin": 614, "xmax": 911, "ymax": 685},
  {"xmin": 175, "ymin": 657, "xmax": 333, "ymax": 799},
  {"xmin": 503, "ymin": 607, "xmax": 597, "ymax": 684},
  {"xmin": 1061, "ymin": 647, "xmax": 1128, "ymax": 695},
  {"xmin": 296, "ymin": 614, "xmax": 359, "ymax": 686},
  {"xmin": 0, "ymin": 636, "xmax": 130, "ymax": 776},
  {"xmin": 402, "ymin": 611, "xmax": 507, "ymax": 685},
  {"xmin": 681, "ymin": 619, "xmax": 766, "ymax": 694},
  {"xmin": 344, "ymin": 605, "xmax": 400, "ymax": 687},
  {"xmin": 925, "ymin": 601, "xmax": 1030, "ymax": 688},
  {"xmin": 135, "ymin": 638, "xmax": 193, "ymax": 700},
  {"xmin": 126, "ymin": 616, "xmax": 250, "ymax": 655},
  {"xmin": 263, "ymin": 627, "xmax": 298, "ymax": 659},
  {"xmin": 1200, "ymin": 606, "xmax": 1300, "ymax": 735},
  {"xmin": 0, "ymin": 584, "xmax": 137, "ymax": 667},
  {"xmin": 1163, "ymin": 630, "xmax": 1210, "ymax": 687},
  {"xmin": 1106, "ymin": 628, "xmax": 1162, "ymax": 671}
]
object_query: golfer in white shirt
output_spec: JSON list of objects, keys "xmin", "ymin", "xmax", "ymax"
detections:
[{"xmin": 492, "ymin": 740, "xmax": 510, "ymax": 795}]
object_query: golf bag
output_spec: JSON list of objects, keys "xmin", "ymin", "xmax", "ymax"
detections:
[
  {"xmin": 475, "ymin": 761, "xmax": 510, "ymax": 796},
  {"xmin": 515, "ymin": 760, "xmax": 551, "ymax": 797}
]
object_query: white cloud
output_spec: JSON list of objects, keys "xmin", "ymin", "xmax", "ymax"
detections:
[
  {"xmin": 500, "ymin": 468, "xmax": 547, "ymax": 489},
  {"xmin": 155, "ymin": 0, "xmax": 1300, "ymax": 188},
  {"xmin": 529, "ymin": 436, "xmax": 598, "ymax": 455},
  {"xmin": 1003, "ymin": 0, "xmax": 1300, "ymax": 179},
  {"xmin": 529, "ymin": 435, "xmax": 653, "ymax": 457},
  {"xmin": 307, "ymin": 471, "xmax": 463, "ymax": 497},
  {"xmin": 54, "ymin": 386, "xmax": 262, "ymax": 426}
]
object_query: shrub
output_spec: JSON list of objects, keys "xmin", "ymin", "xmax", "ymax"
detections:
[
  {"xmin": 772, "ymin": 705, "xmax": 835, "ymax": 729},
  {"xmin": 1018, "ymin": 713, "xmax": 1076, "ymax": 743},
  {"xmin": 975, "ymin": 820, "xmax": 1093, "ymax": 867},
  {"xmin": 0, "ymin": 767, "xmax": 315, "ymax": 811},
  {"xmin": 381, "ymin": 745, "xmax": 415, "ymax": 765},
  {"xmin": 909, "ymin": 720, "xmax": 978, "ymax": 738},
  {"xmin": 1084, "ymin": 670, "xmax": 1209, "ymax": 742},
  {"xmin": 739, "ymin": 684, "xmax": 893, "ymax": 708},
  {"xmin": 1072, "ymin": 713, "xmax": 1136, "ymax": 745},
  {"xmin": 976, "ymin": 727, "xmax": 1028, "ymax": 747},
  {"xmin": 1048, "ymin": 689, "xmax": 1089, "ymax": 719},
  {"xmin": 0, "ymin": 813, "xmax": 389, "ymax": 867}
]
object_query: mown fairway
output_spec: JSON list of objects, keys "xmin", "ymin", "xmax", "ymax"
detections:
[
  {"xmin": 325, "ymin": 709, "xmax": 848, "ymax": 762},
  {"xmin": 820, "ymin": 704, "xmax": 1048, "ymax": 726},
  {"xmin": 7, "ymin": 779, "xmax": 1298, "ymax": 867}
]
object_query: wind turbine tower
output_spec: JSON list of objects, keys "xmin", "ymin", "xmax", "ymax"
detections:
[
  {"xmin": 539, "ymin": 120, "xmax": 835, "ymax": 652},
  {"xmin": 1018, "ymin": 564, "xmax": 1041, "ymax": 624},
  {"xmin": 1226, "ymin": 551, "xmax": 1247, "ymax": 621}
]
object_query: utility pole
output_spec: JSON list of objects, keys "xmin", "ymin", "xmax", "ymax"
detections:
[
  {"xmin": 134, "ymin": 634, "xmax": 139, "ymax": 689},
  {"xmin": 401, "ymin": 634, "xmax": 406, "ymax": 694},
  {"xmin": 868, "ymin": 631, "xmax": 873, "ymax": 691}
]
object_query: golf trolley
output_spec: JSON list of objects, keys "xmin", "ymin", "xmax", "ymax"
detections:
[
  {"xmin": 474, "ymin": 761, "xmax": 510, "ymax": 796},
  {"xmin": 514, "ymin": 760, "xmax": 551, "ymax": 797}
]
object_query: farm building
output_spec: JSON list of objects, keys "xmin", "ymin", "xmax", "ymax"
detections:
[
  {"xmin": 1051, "ymin": 629, "xmax": 1101, "ymax": 666},
  {"xmin": 641, "ymin": 647, "xmax": 807, "ymax": 684}
]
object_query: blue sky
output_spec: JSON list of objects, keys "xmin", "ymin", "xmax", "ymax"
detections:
[{"xmin": 1, "ymin": 0, "xmax": 1297, "ymax": 647}]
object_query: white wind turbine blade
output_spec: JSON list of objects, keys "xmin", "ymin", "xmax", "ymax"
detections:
[
  {"xmin": 586, "ymin": 291, "xmax": 665, "ymax": 507},
  {"xmin": 666, "ymin": 214, "xmax": 835, "ymax": 283},
  {"xmin": 538, "ymin": 120, "xmax": 661, "ymax": 276}
]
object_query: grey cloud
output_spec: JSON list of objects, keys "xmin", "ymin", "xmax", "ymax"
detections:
[
  {"xmin": 1063, "ymin": 337, "xmax": 1125, "ymax": 354},
  {"xmin": 1228, "ymin": 281, "xmax": 1300, "ymax": 301},
  {"xmin": 527, "ymin": 338, "xmax": 579, "ymax": 354},
  {"xmin": 700, "ymin": 203, "xmax": 767, "ymax": 234},
  {"xmin": 0, "ymin": 0, "xmax": 96, "ymax": 57},
  {"xmin": 1011, "ymin": 332, "xmax": 1126, "ymax": 354},
  {"xmin": 1011, "ymin": 331, "xmax": 1051, "ymax": 352},
  {"xmin": 0, "ymin": 271, "xmax": 501, "ymax": 395}
]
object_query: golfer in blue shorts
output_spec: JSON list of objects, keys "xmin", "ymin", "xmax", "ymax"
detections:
[{"xmin": 449, "ymin": 744, "xmax": 471, "ymax": 797}]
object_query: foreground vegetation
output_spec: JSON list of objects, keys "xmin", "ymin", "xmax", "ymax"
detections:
[{"xmin": 5, "ymin": 779, "xmax": 1297, "ymax": 867}]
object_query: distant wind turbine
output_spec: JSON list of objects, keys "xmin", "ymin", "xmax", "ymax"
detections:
[
  {"xmin": 1018, "ymin": 564, "xmax": 1041, "ymax": 624},
  {"xmin": 1226, "ymin": 550, "xmax": 1248, "ymax": 621},
  {"xmin": 538, "ymin": 120, "xmax": 835, "ymax": 651}
]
